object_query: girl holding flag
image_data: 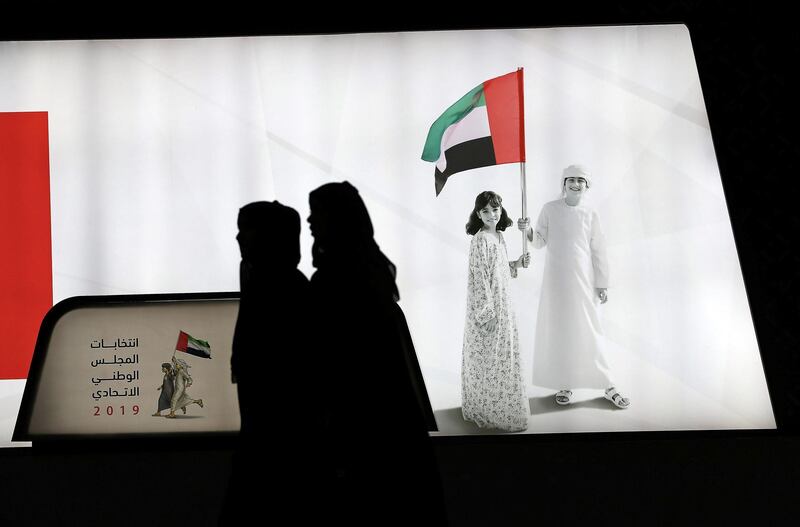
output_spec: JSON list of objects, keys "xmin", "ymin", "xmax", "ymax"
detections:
[{"xmin": 461, "ymin": 190, "xmax": 531, "ymax": 432}]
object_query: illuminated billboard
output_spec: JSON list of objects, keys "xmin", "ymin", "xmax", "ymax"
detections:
[{"xmin": 1, "ymin": 24, "xmax": 774, "ymax": 444}]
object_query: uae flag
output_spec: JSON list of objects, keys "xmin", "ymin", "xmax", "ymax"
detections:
[
  {"xmin": 175, "ymin": 330, "xmax": 212, "ymax": 359},
  {"xmin": 422, "ymin": 69, "xmax": 525, "ymax": 195}
]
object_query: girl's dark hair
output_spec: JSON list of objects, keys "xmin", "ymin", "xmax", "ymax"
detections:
[{"xmin": 465, "ymin": 191, "xmax": 513, "ymax": 235}]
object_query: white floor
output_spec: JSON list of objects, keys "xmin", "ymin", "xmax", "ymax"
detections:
[{"xmin": 431, "ymin": 335, "xmax": 776, "ymax": 436}]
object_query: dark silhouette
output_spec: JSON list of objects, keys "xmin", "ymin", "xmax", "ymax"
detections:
[
  {"xmin": 221, "ymin": 201, "xmax": 313, "ymax": 525},
  {"xmin": 151, "ymin": 362, "xmax": 174, "ymax": 417},
  {"xmin": 308, "ymin": 181, "xmax": 448, "ymax": 525}
]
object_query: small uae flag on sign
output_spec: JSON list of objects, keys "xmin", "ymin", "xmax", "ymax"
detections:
[
  {"xmin": 175, "ymin": 330, "xmax": 212, "ymax": 359},
  {"xmin": 422, "ymin": 69, "xmax": 525, "ymax": 195}
]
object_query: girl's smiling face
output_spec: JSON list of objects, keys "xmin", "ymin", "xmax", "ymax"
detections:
[
  {"xmin": 478, "ymin": 204, "xmax": 501, "ymax": 229},
  {"xmin": 564, "ymin": 176, "xmax": 588, "ymax": 199}
]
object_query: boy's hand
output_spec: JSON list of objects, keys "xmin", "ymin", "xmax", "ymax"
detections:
[{"xmin": 517, "ymin": 217, "xmax": 530, "ymax": 232}]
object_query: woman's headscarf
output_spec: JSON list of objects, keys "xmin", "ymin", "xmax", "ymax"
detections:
[
  {"xmin": 237, "ymin": 200, "xmax": 301, "ymax": 269},
  {"xmin": 309, "ymin": 181, "xmax": 399, "ymax": 302}
]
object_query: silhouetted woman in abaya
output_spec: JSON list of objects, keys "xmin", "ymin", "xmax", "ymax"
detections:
[
  {"xmin": 221, "ymin": 201, "xmax": 313, "ymax": 525},
  {"xmin": 308, "ymin": 181, "xmax": 447, "ymax": 526}
]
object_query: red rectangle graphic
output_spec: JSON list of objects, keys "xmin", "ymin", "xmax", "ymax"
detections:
[{"xmin": 0, "ymin": 112, "xmax": 52, "ymax": 379}]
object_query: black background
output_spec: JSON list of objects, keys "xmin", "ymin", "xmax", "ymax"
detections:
[{"xmin": 2, "ymin": 4, "xmax": 798, "ymax": 525}]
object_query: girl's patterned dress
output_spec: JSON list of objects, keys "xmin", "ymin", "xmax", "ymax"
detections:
[{"xmin": 461, "ymin": 230, "xmax": 529, "ymax": 431}]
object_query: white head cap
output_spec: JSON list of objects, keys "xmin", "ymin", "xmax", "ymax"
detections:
[{"xmin": 562, "ymin": 164, "xmax": 591, "ymax": 188}]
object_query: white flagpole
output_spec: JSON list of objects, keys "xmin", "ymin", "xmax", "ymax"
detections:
[
  {"xmin": 520, "ymin": 161, "xmax": 528, "ymax": 266},
  {"xmin": 517, "ymin": 66, "xmax": 529, "ymax": 267}
]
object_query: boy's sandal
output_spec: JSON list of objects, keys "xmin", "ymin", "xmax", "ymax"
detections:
[
  {"xmin": 555, "ymin": 390, "xmax": 573, "ymax": 405},
  {"xmin": 604, "ymin": 387, "xmax": 630, "ymax": 409}
]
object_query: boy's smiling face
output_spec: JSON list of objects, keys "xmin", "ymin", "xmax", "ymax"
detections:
[{"xmin": 564, "ymin": 177, "xmax": 588, "ymax": 200}]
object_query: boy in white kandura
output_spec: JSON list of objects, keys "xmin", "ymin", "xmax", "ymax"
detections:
[{"xmin": 518, "ymin": 165, "xmax": 630, "ymax": 409}]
